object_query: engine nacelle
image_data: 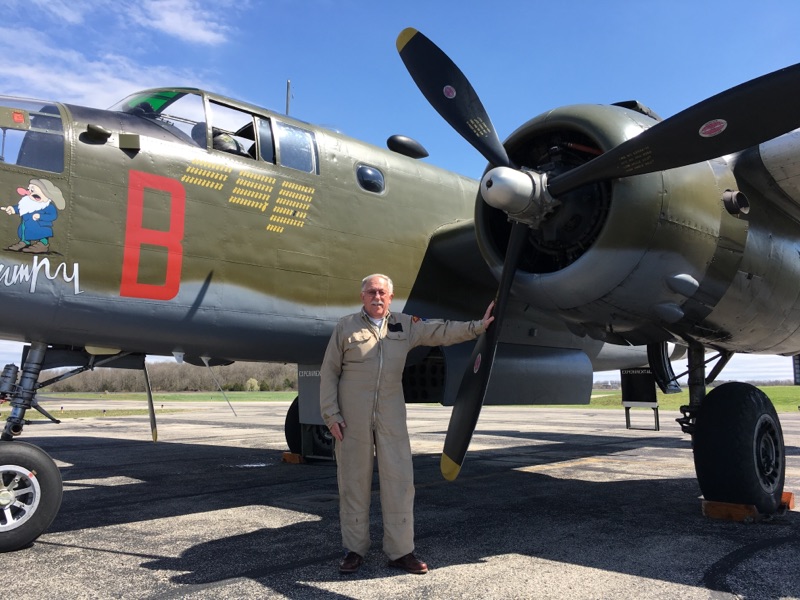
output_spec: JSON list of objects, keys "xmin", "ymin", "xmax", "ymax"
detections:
[
  {"xmin": 402, "ymin": 344, "xmax": 594, "ymax": 406},
  {"xmin": 475, "ymin": 104, "xmax": 748, "ymax": 346}
]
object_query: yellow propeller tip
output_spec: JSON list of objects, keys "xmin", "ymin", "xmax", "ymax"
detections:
[
  {"xmin": 440, "ymin": 453, "xmax": 462, "ymax": 481},
  {"xmin": 396, "ymin": 27, "xmax": 419, "ymax": 53}
]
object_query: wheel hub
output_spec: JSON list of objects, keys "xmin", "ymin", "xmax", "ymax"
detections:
[
  {"xmin": 0, "ymin": 488, "xmax": 14, "ymax": 507},
  {"xmin": 754, "ymin": 415, "xmax": 782, "ymax": 492},
  {"xmin": 0, "ymin": 466, "xmax": 41, "ymax": 532}
]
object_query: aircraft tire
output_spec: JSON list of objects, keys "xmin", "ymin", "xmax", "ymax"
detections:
[
  {"xmin": 693, "ymin": 382, "xmax": 785, "ymax": 514},
  {"xmin": 284, "ymin": 397, "xmax": 334, "ymax": 459},
  {"xmin": 310, "ymin": 424, "xmax": 334, "ymax": 458},
  {"xmin": 0, "ymin": 441, "xmax": 63, "ymax": 552},
  {"xmin": 285, "ymin": 397, "xmax": 302, "ymax": 455}
]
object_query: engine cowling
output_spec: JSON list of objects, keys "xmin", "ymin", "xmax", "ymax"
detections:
[{"xmin": 475, "ymin": 104, "xmax": 748, "ymax": 346}]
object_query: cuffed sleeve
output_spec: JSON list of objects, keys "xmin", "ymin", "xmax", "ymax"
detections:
[
  {"xmin": 319, "ymin": 323, "xmax": 345, "ymax": 428},
  {"xmin": 472, "ymin": 319, "xmax": 487, "ymax": 336}
]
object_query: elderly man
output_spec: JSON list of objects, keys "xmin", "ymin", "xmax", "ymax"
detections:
[{"xmin": 320, "ymin": 273, "xmax": 494, "ymax": 575}]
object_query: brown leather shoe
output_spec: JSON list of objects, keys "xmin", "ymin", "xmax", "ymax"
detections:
[
  {"xmin": 388, "ymin": 552, "xmax": 428, "ymax": 574},
  {"xmin": 6, "ymin": 241, "xmax": 27, "ymax": 251},
  {"xmin": 339, "ymin": 551, "xmax": 363, "ymax": 574}
]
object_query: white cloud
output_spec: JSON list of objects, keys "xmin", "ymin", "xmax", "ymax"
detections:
[
  {"xmin": 25, "ymin": 0, "xmax": 103, "ymax": 25},
  {"xmin": 129, "ymin": 0, "xmax": 232, "ymax": 46},
  {"xmin": 0, "ymin": 1, "xmax": 245, "ymax": 107},
  {"xmin": 12, "ymin": 0, "xmax": 233, "ymax": 46},
  {"xmin": 0, "ymin": 27, "xmax": 216, "ymax": 108}
]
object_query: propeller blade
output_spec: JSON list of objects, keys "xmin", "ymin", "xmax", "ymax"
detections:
[
  {"xmin": 396, "ymin": 27, "xmax": 511, "ymax": 168},
  {"xmin": 549, "ymin": 61, "xmax": 800, "ymax": 197},
  {"xmin": 441, "ymin": 221, "xmax": 528, "ymax": 480}
]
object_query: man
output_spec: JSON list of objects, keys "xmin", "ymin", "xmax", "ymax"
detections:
[{"xmin": 320, "ymin": 273, "xmax": 494, "ymax": 575}]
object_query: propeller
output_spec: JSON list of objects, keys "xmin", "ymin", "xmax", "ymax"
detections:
[
  {"xmin": 397, "ymin": 27, "xmax": 800, "ymax": 479},
  {"xmin": 397, "ymin": 27, "xmax": 525, "ymax": 480}
]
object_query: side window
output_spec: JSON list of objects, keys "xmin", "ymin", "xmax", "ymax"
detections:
[
  {"xmin": 256, "ymin": 117, "xmax": 275, "ymax": 164},
  {"xmin": 275, "ymin": 121, "xmax": 317, "ymax": 173},
  {"xmin": 208, "ymin": 102, "xmax": 256, "ymax": 158},
  {"xmin": 0, "ymin": 99, "xmax": 64, "ymax": 173},
  {"xmin": 150, "ymin": 93, "xmax": 205, "ymax": 144},
  {"xmin": 356, "ymin": 164, "xmax": 385, "ymax": 194}
]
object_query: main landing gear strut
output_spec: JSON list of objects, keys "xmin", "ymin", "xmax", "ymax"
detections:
[{"xmin": 676, "ymin": 342, "xmax": 785, "ymax": 514}]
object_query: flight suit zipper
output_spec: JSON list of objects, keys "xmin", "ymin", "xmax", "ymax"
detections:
[{"xmin": 372, "ymin": 321, "xmax": 384, "ymax": 431}]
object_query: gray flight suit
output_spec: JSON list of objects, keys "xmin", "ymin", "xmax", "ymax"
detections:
[{"xmin": 320, "ymin": 309, "xmax": 485, "ymax": 559}]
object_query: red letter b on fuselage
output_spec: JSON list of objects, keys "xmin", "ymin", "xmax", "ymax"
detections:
[{"xmin": 121, "ymin": 170, "xmax": 185, "ymax": 300}]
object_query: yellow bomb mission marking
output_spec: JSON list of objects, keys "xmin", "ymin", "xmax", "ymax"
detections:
[{"xmin": 180, "ymin": 161, "xmax": 314, "ymax": 234}]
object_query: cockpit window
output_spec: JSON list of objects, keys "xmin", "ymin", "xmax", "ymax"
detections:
[
  {"xmin": 110, "ymin": 90, "xmax": 311, "ymax": 170},
  {"xmin": 110, "ymin": 90, "xmax": 190, "ymax": 115},
  {"xmin": 0, "ymin": 98, "xmax": 64, "ymax": 173},
  {"xmin": 111, "ymin": 91, "xmax": 205, "ymax": 145},
  {"xmin": 275, "ymin": 121, "xmax": 318, "ymax": 173},
  {"xmin": 207, "ymin": 102, "xmax": 256, "ymax": 158},
  {"xmin": 256, "ymin": 117, "xmax": 275, "ymax": 164}
]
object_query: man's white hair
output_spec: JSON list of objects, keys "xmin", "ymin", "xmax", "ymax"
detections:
[{"xmin": 361, "ymin": 273, "xmax": 394, "ymax": 293}]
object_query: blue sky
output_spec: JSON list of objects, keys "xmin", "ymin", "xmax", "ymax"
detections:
[{"xmin": 0, "ymin": 0, "xmax": 798, "ymax": 381}]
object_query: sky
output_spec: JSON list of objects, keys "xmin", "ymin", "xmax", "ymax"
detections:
[{"xmin": 0, "ymin": 0, "xmax": 798, "ymax": 382}]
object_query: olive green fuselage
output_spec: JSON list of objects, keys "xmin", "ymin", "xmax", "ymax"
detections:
[{"xmin": 0, "ymin": 90, "xmax": 480, "ymax": 363}]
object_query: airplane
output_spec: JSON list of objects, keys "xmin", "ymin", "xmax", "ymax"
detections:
[{"xmin": 0, "ymin": 26, "xmax": 795, "ymax": 552}]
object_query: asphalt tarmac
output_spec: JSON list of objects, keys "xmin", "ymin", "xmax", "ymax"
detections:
[{"xmin": 6, "ymin": 399, "xmax": 800, "ymax": 599}]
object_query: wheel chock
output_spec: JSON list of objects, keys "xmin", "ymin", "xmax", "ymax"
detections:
[
  {"xmin": 282, "ymin": 451, "xmax": 305, "ymax": 464},
  {"xmin": 702, "ymin": 492, "xmax": 795, "ymax": 522},
  {"xmin": 702, "ymin": 500, "xmax": 760, "ymax": 522}
]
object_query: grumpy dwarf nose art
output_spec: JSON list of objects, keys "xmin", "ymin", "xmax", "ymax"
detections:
[{"xmin": 2, "ymin": 178, "xmax": 66, "ymax": 254}]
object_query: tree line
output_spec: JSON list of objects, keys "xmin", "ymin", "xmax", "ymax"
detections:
[
  {"xmin": 40, "ymin": 360, "xmax": 796, "ymax": 394},
  {"xmin": 43, "ymin": 361, "xmax": 298, "ymax": 393}
]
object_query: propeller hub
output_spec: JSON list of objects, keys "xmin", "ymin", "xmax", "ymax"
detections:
[{"xmin": 480, "ymin": 167, "xmax": 559, "ymax": 228}]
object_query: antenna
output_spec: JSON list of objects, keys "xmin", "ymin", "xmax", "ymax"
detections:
[{"xmin": 286, "ymin": 79, "xmax": 291, "ymax": 115}]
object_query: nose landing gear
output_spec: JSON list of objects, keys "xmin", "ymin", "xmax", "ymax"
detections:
[{"xmin": 0, "ymin": 342, "xmax": 63, "ymax": 551}]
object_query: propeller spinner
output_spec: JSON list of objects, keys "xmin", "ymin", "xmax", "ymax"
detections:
[{"xmin": 397, "ymin": 27, "xmax": 800, "ymax": 480}]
